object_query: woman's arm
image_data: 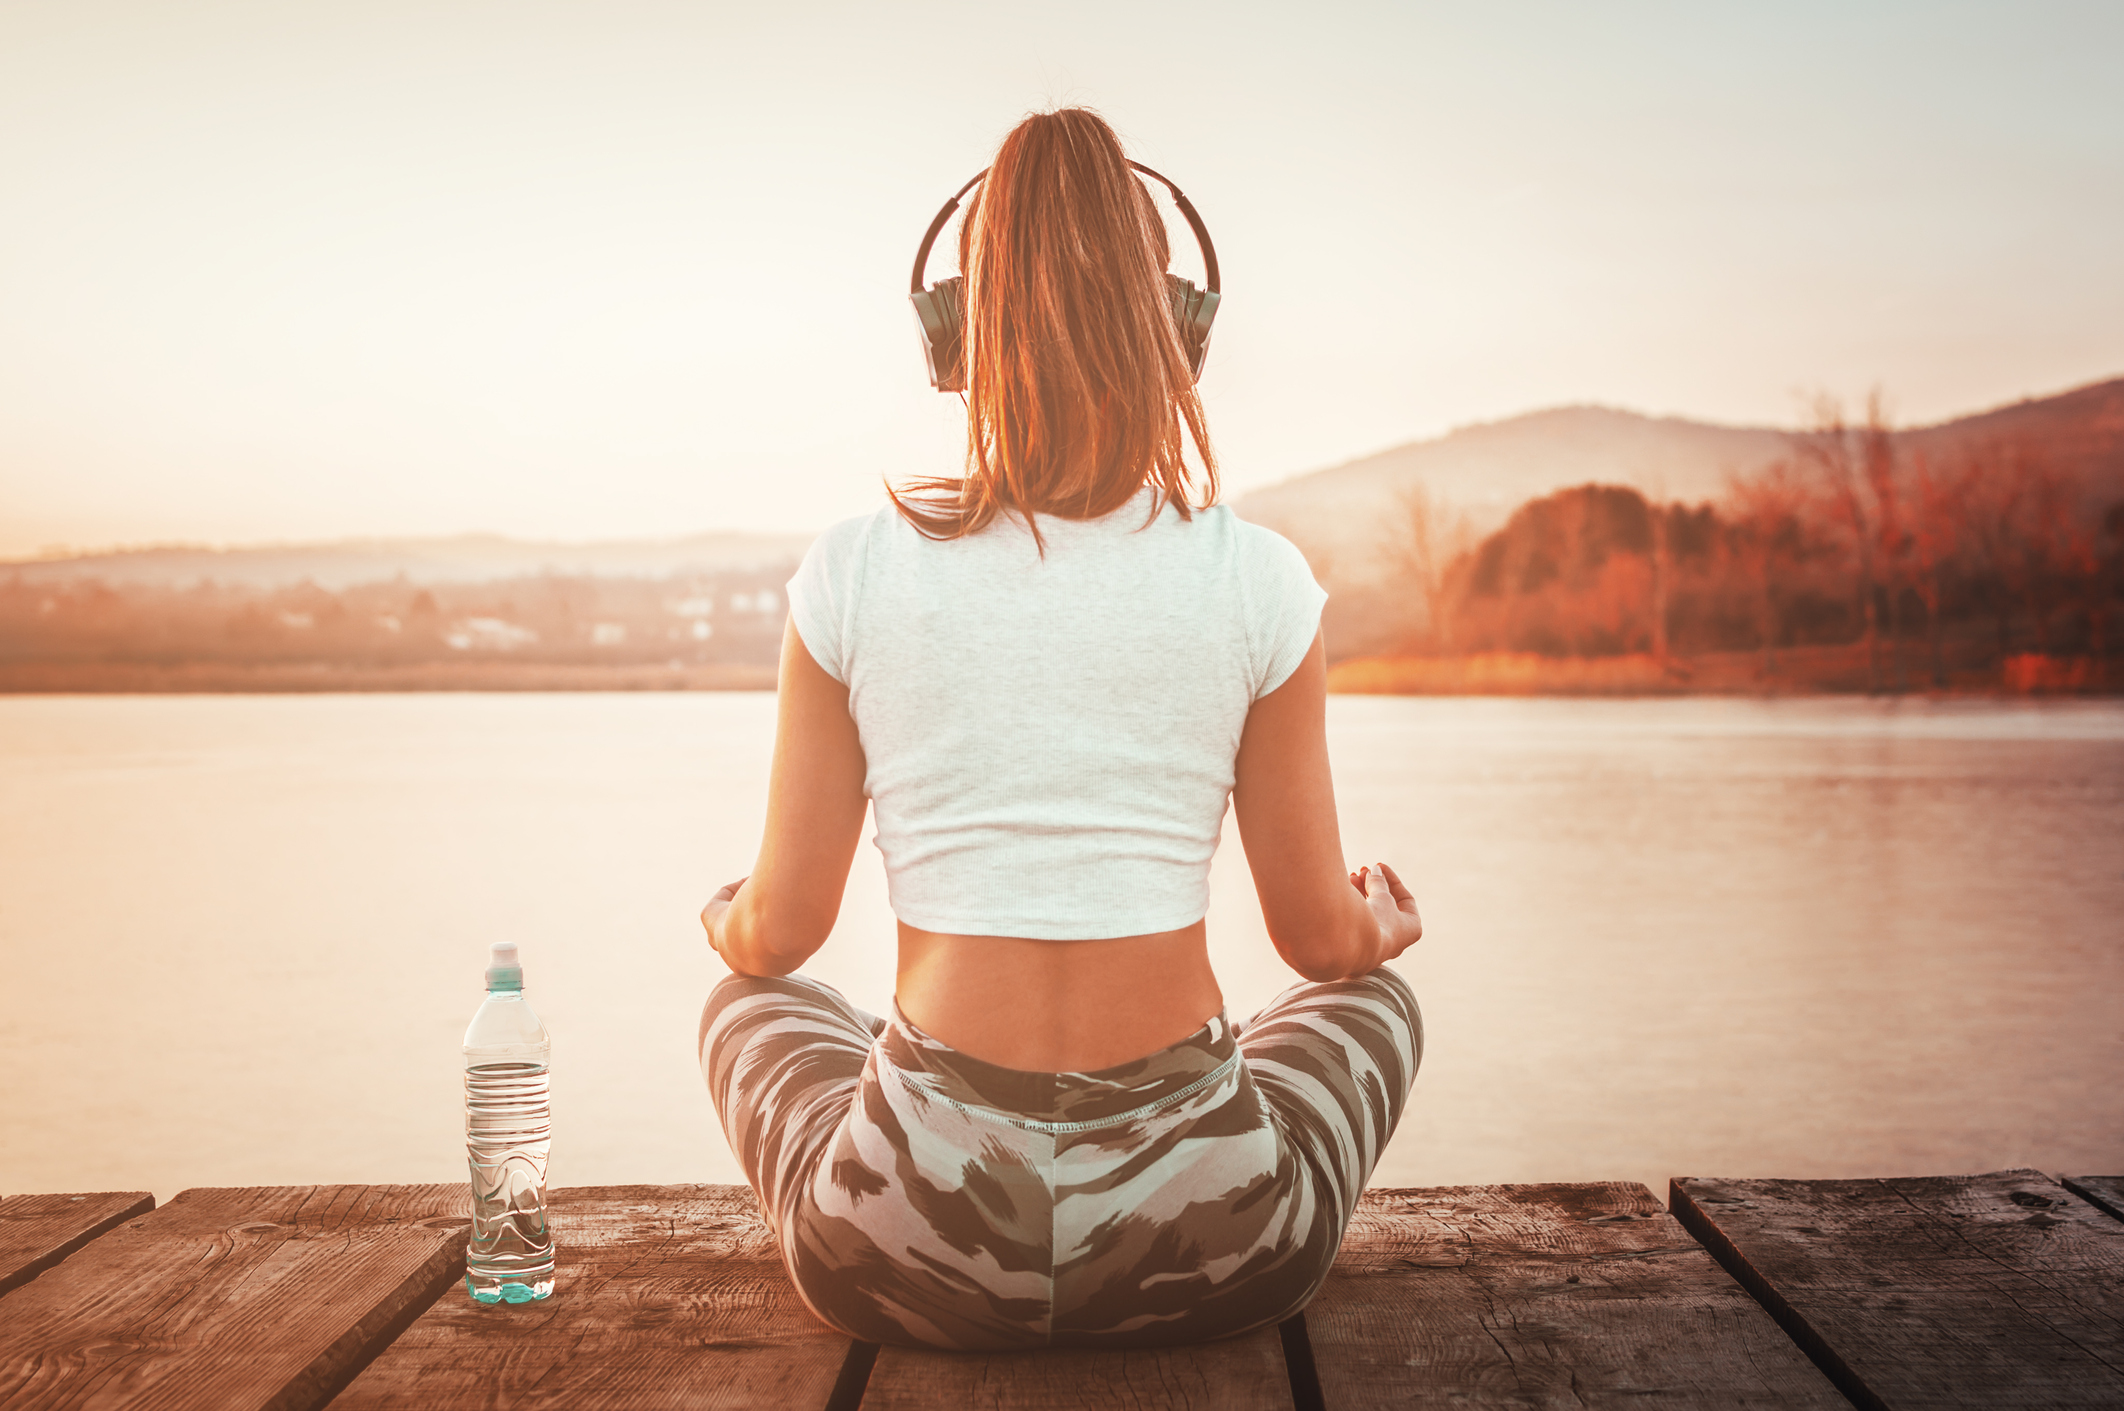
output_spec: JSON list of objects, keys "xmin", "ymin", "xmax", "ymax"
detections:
[
  {"xmin": 701, "ymin": 618, "xmax": 869, "ymax": 977},
  {"xmin": 1231, "ymin": 630, "xmax": 1422, "ymax": 981}
]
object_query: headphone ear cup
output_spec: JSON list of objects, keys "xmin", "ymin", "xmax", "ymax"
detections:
[
  {"xmin": 911, "ymin": 277, "xmax": 967, "ymax": 392},
  {"xmin": 1164, "ymin": 274, "xmax": 1221, "ymax": 382}
]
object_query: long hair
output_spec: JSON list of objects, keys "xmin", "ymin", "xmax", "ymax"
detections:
[{"xmin": 890, "ymin": 109, "xmax": 1217, "ymax": 543}]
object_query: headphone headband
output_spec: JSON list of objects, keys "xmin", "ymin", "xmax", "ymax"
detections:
[
  {"xmin": 908, "ymin": 159, "xmax": 1221, "ymax": 392},
  {"xmin": 908, "ymin": 161, "xmax": 1222, "ymax": 298}
]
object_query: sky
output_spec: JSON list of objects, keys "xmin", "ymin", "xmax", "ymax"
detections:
[{"xmin": 2, "ymin": 0, "xmax": 2120, "ymax": 556}]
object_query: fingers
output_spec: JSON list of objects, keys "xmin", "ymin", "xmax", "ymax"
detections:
[
  {"xmin": 1374, "ymin": 861, "xmax": 1423, "ymax": 946},
  {"xmin": 1360, "ymin": 862, "xmax": 1422, "ymax": 954},
  {"xmin": 1378, "ymin": 862, "xmax": 1413, "ymax": 905},
  {"xmin": 1356, "ymin": 863, "xmax": 1422, "ymax": 955},
  {"xmin": 1358, "ymin": 863, "xmax": 1406, "ymax": 902},
  {"xmin": 701, "ymin": 877, "xmax": 749, "ymax": 949}
]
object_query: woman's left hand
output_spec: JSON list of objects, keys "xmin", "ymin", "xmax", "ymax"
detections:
[{"xmin": 700, "ymin": 878, "xmax": 748, "ymax": 956}]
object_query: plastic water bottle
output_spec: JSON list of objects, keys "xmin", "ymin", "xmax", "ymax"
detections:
[{"xmin": 463, "ymin": 941, "xmax": 555, "ymax": 1303}]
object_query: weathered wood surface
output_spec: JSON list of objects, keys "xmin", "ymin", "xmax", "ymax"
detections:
[
  {"xmin": 860, "ymin": 1325, "xmax": 1294, "ymax": 1411},
  {"xmin": 0, "ymin": 1184, "xmax": 468, "ymax": 1411},
  {"xmin": 2062, "ymin": 1175, "xmax": 2124, "ymax": 1223},
  {"xmin": 332, "ymin": 1184, "xmax": 853, "ymax": 1411},
  {"xmin": 1672, "ymin": 1169, "xmax": 2124, "ymax": 1410},
  {"xmin": 1303, "ymin": 1182, "xmax": 1844, "ymax": 1409},
  {"xmin": 0, "ymin": 1192, "xmax": 154, "ymax": 1297}
]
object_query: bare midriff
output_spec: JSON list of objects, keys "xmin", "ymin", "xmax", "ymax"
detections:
[{"xmin": 895, "ymin": 918, "xmax": 1225, "ymax": 1073}]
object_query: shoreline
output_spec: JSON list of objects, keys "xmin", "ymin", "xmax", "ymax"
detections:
[
  {"xmin": 1325, "ymin": 646, "xmax": 2118, "ymax": 697},
  {"xmin": 0, "ymin": 660, "xmax": 780, "ymax": 693},
  {"xmin": 0, "ymin": 650, "xmax": 2115, "ymax": 696}
]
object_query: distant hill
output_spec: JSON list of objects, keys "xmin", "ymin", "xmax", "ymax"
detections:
[
  {"xmin": 0, "ymin": 530, "xmax": 815, "ymax": 590},
  {"xmin": 1898, "ymin": 377, "xmax": 2124, "ymax": 497},
  {"xmin": 1235, "ymin": 406, "xmax": 1786, "ymax": 575},
  {"xmin": 1234, "ymin": 377, "xmax": 2124, "ymax": 585},
  {"xmin": 13, "ymin": 377, "xmax": 2120, "ymax": 600}
]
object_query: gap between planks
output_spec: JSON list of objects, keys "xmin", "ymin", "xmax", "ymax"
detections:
[
  {"xmin": 2062, "ymin": 1175, "xmax": 2124, "ymax": 1223},
  {"xmin": 0, "ymin": 1183, "xmax": 469, "ymax": 1411},
  {"xmin": 331, "ymin": 1185, "xmax": 851, "ymax": 1411},
  {"xmin": 0, "ymin": 1191, "xmax": 155, "ymax": 1298},
  {"xmin": 1306, "ymin": 1182, "xmax": 1843, "ymax": 1409},
  {"xmin": 1672, "ymin": 1169, "xmax": 2124, "ymax": 1411},
  {"xmin": 14, "ymin": 1174, "xmax": 2115, "ymax": 1409}
]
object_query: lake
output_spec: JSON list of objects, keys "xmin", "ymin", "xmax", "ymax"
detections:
[{"xmin": 2, "ymin": 692, "xmax": 2120, "ymax": 1204}]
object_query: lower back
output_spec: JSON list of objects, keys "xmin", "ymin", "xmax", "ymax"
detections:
[{"xmin": 895, "ymin": 920, "xmax": 1224, "ymax": 1072}]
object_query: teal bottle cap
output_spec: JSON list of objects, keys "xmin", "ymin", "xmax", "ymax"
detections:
[{"xmin": 485, "ymin": 941, "xmax": 524, "ymax": 992}]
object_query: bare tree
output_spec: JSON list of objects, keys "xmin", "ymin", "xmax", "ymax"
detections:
[
  {"xmin": 2020, "ymin": 457, "xmax": 2081, "ymax": 655},
  {"xmin": 2097, "ymin": 503, "xmax": 2124, "ymax": 688},
  {"xmin": 1380, "ymin": 482, "xmax": 1472, "ymax": 652},
  {"xmin": 1906, "ymin": 451, "xmax": 1967, "ymax": 687},
  {"xmin": 1638, "ymin": 474, "xmax": 1671, "ymax": 667},
  {"xmin": 1640, "ymin": 501, "xmax": 1669, "ymax": 666},
  {"xmin": 1725, "ymin": 460, "xmax": 1808, "ymax": 679},
  {"xmin": 1859, "ymin": 392, "xmax": 1909, "ymax": 690},
  {"xmin": 1793, "ymin": 393, "xmax": 1882, "ymax": 690},
  {"xmin": 1956, "ymin": 440, "xmax": 2029, "ymax": 662}
]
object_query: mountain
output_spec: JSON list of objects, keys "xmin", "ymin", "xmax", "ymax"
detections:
[
  {"xmin": 1233, "ymin": 377, "xmax": 2124, "ymax": 585},
  {"xmin": 13, "ymin": 377, "xmax": 2120, "ymax": 598},
  {"xmin": 0, "ymin": 530, "xmax": 815, "ymax": 590},
  {"xmin": 1897, "ymin": 377, "xmax": 2124, "ymax": 496}
]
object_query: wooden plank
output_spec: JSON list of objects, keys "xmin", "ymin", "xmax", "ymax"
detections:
[
  {"xmin": 0, "ymin": 1192, "xmax": 155, "ymax": 1297},
  {"xmin": 331, "ymin": 1184, "xmax": 854, "ymax": 1411},
  {"xmin": 1672, "ymin": 1169, "xmax": 2124, "ymax": 1410},
  {"xmin": 1303, "ymin": 1182, "xmax": 1844, "ymax": 1409},
  {"xmin": 0, "ymin": 1183, "xmax": 468, "ymax": 1411},
  {"xmin": 860, "ymin": 1324, "xmax": 1295, "ymax": 1411},
  {"xmin": 2062, "ymin": 1176, "xmax": 2124, "ymax": 1223}
]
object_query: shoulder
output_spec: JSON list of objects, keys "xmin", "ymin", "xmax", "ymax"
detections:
[
  {"xmin": 1223, "ymin": 512, "xmax": 1319, "ymax": 584},
  {"xmin": 807, "ymin": 505, "xmax": 899, "ymax": 561},
  {"xmin": 1145, "ymin": 503, "xmax": 1319, "ymax": 589},
  {"xmin": 796, "ymin": 505, "xmax": 915, "ymax": 586},
  {"xmin": 1217, "ymin": 513, "xmax": 1327, "ymax": 697},
  {"xmin": 789, "ymin": 507, "xmax": 907, "ymax": 682}
]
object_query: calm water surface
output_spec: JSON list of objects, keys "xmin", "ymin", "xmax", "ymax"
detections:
[{"xmin": 2, "ymin": 693, "xmax": 2120, "ymax": 1203}]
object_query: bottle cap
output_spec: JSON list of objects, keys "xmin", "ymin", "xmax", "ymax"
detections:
[{"xmin": 485, "ymin": 942, "xmax": 524, "ymax": 992}]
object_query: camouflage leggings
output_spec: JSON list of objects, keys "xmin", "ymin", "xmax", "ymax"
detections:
[{"xmin": 699, "ymin": 967, "xmax": 1421, "ymax": 1350}]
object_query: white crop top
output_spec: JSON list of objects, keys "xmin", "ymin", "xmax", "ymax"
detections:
[{"xmin": 785, "ymin": 487, "xmax": 1326, "ymax": 941}]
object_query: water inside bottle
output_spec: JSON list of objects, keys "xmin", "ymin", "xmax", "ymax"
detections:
[{"xmin": 465, "ymin": 1059, "xmax": 554, "ymax": 1303}]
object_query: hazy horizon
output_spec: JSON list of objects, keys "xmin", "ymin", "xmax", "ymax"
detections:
[
  {"xmin": 13, "ymin": 372, "xmax": 2119, "ymax": 562},
  {"xmin": 5, "ymin": 0, "xmax": 2122, "ymax": 557}
]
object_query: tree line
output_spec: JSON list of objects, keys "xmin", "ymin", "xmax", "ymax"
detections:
[
  {"xmin": 0, "ymin": 569, "xmax": 794, "ymax": 671},
  {"xmin": 1385, "ymin": 394, "xmax": 2124, "ymax": 690}
]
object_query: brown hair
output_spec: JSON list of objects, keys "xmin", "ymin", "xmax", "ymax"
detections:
[{"xmin": 890, "ymin": 109, "xmax": 1217, "ymax": 543}]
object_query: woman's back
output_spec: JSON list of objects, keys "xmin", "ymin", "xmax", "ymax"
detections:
[{"xmin": 791, "ymin": 488, "xmax": 1323, "ymax": 942}]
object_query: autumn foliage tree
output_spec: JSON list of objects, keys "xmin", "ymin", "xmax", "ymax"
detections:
[
  {"xmin": 1904, "ymin": 452, "xmax": 1967, "ymax": 686},
  {"xmin": 1723, "ymin": 460, "xmax": 1811, "ymax": 677},
  {"xmin": 1408, "ymin": 403, "xmax": 2117, "ymax": 691}
]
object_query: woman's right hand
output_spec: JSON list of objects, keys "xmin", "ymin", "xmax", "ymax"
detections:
[
  {"xmin": 1350, "ymin": 863, "xmax": 1423, "ymax": 966},
  {"xmin": 700, "ymin": 877, "xmax": 748, "ymax": 961}
]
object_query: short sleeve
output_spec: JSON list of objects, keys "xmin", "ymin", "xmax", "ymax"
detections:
[
  {"xmin": 1238, "ymin": 523, "xmax": 1328, "ymax": 699},
  {"xmin": 784, "ymin": 514, "xmax": 871, "ymax": 684}
]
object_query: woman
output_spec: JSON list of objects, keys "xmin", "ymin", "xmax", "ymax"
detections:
[{"xmin": 698, "ymin": 108, "xmax": 1423, "ymax": 1351}]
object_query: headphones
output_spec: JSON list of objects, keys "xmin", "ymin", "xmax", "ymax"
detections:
[{"xmin": 909, "ymin": 161, "xmax": 1222, "ymax": 393}]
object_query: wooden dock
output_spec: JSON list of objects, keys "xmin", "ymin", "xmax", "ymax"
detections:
[{"xmin": 2, "ymin": 1170, "xmax": 2119, "ymax": 1409}]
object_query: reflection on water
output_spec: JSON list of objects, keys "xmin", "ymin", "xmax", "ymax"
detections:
[{"xmin": 2, "ymin": 693, "xmax": 2119, "ymax": 1202}]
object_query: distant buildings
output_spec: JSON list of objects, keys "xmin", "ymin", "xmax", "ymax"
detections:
[{"xmin": 446, "ymin": 618, "xmax": 540, "ymax": 652}]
